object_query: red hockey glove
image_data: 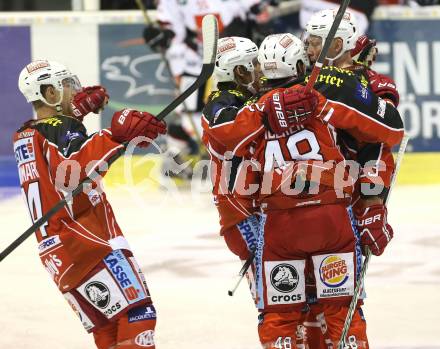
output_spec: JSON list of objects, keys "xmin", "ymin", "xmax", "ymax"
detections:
[
  {"xmin": 71, "ymin": 85, "xmax": 109, "ymax": 121},
  {"xmin": 263, "ymin": 86, "xmax": 319, "ymax": 134},
  {"xmin": 355, "ymin": 204, "xmax": 394, "ymax": 256},
  {"xmin": 111, "ymin": 109, "xmax": 167, "ymax": 147},
  {"xmin": 366, "ymin": 70, "xmax": 400, "ymax": 106},
  {"xmin": 351, "ymin": 35, "xmax": 377, "ymax": 67}
]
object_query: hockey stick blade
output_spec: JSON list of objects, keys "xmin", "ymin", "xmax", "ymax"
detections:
[
  {"xmin": 156, "ymin": 14, "xmax": 218, "ymax": 120},
  {"xmin": 0, "ymin": 15, "xmax": 218, "ymax": 263},
  {"xmin": 228, "ymin": 274, "xmax": 245, "ymax": 297},
  {"xmin": 228, "ymin": 252, "xmax": 255, "ymax": 296},
  {"xmin": 304, "ymin": 0, "xmax": 351, "ymax": 93},
  {"xmin": 338, "ymin": 133, "xmax": 410, "ymax": 348}
]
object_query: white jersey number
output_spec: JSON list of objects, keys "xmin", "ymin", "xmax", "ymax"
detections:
[
  {"xmin": 23, "ymin": 182, "xmax": 48, "ymax": 238},
  {"xmin": 274, "ymin": 336, "xmax": 292, "ymax": 349},
  {"xmin": 264, "ymin": 130, "xmax": 323, "ymax": 172}
]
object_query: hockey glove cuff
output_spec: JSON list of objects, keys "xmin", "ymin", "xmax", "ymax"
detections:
[
  {"xmin": 111, "ymin": 109, "xmax": 167, "ymax": 148},
  {"xmin": 355, "ymin": 204, "xmax": 394, "ymax": 256},
  {"xmin": 263, "ymin": 86, "xmax": 319, "ymax": 134}
]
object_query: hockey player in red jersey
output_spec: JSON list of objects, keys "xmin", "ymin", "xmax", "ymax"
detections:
[
  {"xmin": 305, "ymin": 9, "xmax": 400, "ymax": 210},
  {"xmin": 255, "ymin": 33, "xmax": 331, "ymax": 349},
  {"xmin": 201, "ymin": 36, "xmax": 262, "ymax": 304},
  {"xmin": 14, "ymin": 60, "xmax": 166, "ymax": 349},
  {"xmin": 204, "ymin": 31, "xmax": 404, "ymax": 347},
  {"xmin": 303, "ymin": 11, "xmax": 401, "ymax": 347}
]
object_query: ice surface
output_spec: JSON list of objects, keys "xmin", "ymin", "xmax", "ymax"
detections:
[{"xmin": 0, "ymin": 184, "xmax": 439, "ymax": 348}]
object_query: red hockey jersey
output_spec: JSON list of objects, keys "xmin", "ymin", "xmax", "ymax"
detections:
[
  {"xmin": 13, "ymin": 115, "xmax": 126, "ymax": 292},
  {"xmin": 204, "ymin": 67, "xmax": 404, "ymax": 209},
  {"xmin": 202, "ymin": 89, "xmax": 260, "ymax": 233}
]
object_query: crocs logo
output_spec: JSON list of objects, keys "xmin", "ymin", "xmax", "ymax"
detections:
[
  {"xmin": 270, "ymin": 263, "xmax": 299, "ymax": 293},
  {"xmin": 84, "ymin": 281, "xmax": 110, "ymax": 308}
]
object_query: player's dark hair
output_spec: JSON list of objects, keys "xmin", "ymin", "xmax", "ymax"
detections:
[{"xmin": 296, "ymin": 60, "xmax": 306, "ymax": 77}]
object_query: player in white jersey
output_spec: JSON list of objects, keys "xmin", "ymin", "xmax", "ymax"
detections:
[{"xmin": 143, "ymin": 0, "xmax": 266, "ymax": 177}]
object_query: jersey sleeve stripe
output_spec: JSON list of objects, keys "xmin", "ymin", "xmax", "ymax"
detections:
[
  {"xmin": 61, "ymin": 220, "xmax": 110, "ymax": 246},
  {"xmin": 232, "ymin": 125, "xmax": 264, "ymax": 156},
  {"xmin": 208, "ymin": 142, "xmax": 225, "ymax": 160},
  {"xmin": 327, "ymin": 98, "xmax": 404, "ymax": 132}
]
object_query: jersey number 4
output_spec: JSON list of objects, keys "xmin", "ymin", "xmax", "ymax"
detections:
[{"xmin": 23, "ymin": 182, "xmax": 48, "ymax": 238}]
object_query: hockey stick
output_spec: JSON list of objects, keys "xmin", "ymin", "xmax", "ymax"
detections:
[
  {"xmin": 228, "ymin": 251, "xmax": 255, "ymax": 296},
  {"xmin": 0, "ymin": 14, "xmax": 218, "ymax": 263},
  {"xmin": 304, "ymin": 0, "xmax": 351, "ymax": 93},
  {"xmin": 338, "ymin": 133, "xmax": 410, "ymax": 349},
  {"xmin": 228, "ymin": 0, "xmax": 351, "ymax": 296},
  {"xmin": 156, "ymin": 15, "xmax": 217, "ymax": 120},
  {"xmin": 135, "ymin": 0, "xmax": 205, "ymax": 151}
]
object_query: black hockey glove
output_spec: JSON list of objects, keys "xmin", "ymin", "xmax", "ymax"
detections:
[
  {"xmin": 249, "ymin": 0, "xmax": 280, "ymax": 15},
  {"xmin": 184, "ymin": 28, "xmax": 199, "ymax": 52},
  {"xmin": 143, "ymin": 25, "xmax": 175, "ymax": 52}
]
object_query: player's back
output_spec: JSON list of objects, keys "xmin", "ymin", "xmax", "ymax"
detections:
[
  {"xmin": 13, "ymin": 115, "xmax": 124, "ymax": 291},
  {"xmin": 230, "ymin": 66, "xmax": 404, "ymax": 209},
  {"xmin": 250, "ymin": 112, "xmax": 354, "ymax": 210}
]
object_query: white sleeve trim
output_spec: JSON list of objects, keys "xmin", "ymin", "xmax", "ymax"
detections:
[{"xmin": 326, "ymin": 98, "xmax": 404, "ymax": 132}]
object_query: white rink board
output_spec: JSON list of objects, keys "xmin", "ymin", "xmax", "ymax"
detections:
[
  {"xmin": 0, "ymin": 184, "xmax": 439, "ymax": 348},
  {"xmin": 31, "ymin": 23, "xmax": 100, "ymax": 134}
]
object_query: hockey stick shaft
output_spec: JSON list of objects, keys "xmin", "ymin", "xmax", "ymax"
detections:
[
  {"xmin": 134, "ymin": 0, "xmax": 204, "ymax": 146},
  {"xmin": 134, "ymin": 0, "xmax": 153, "ymax": 25},
  {"xmin": 338, "ymin": 133, "xmax": 410, "ymax": 348},
  {"xmin": 0, "ymin": 15, "xmax": 218, "ymax": 263},
  {"xmin": 304, "ymin": 0, "xmax": 351, "ymax": 93},
  {"xmin": 2, "ymin": 143, "xmax": 124, "ymax": 262},
  {"xmin": 0, "ymin": 145, "xmax": 126, "ymax": 262}
]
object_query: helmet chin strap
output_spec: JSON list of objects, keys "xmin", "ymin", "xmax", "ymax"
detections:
[
  {"xmin": 320, "ymin": 35, "xmax": 345, "ymax": 65},
  {"xmin": 239, "ymin": 70, "xmax": 257, "ymax": 95},
  {"xmin": 41, "ymin": 89, "xmax": 64, "ymax": 113},
  {"xmin": 326, "ymin": 50, "xmax": 344, "ymax": 65}
]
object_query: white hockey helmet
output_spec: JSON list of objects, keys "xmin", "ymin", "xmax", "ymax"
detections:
[
  {"xmin": 305, "ymin": 9, "xmax": 358, "ymax": 60},
  {"xmin": 214, "ymin": 36, "xmax": 258, "ymax": 83},
  {"xmin": 18, "ymin": 60, "xmax": 81, "ymax": 106},
  {"xmin": 258, "ymin": 33, "xmax": 309, "ymax": 79}
]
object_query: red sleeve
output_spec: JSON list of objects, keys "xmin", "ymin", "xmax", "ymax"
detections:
[
  {"xmin": 358, "ymin": 143, "xmax": 395, "ymax": 190},
  {"xmin": 27, "ymin": 116, "xmax": 124, "ymax": 190},
  {"xmin": 202, "ymin": 90, "xmax": 285, "ymax": 157},
  {"xmin": 44, "ymin": 128, "xmax": 124, "ymax": 188},
  {"xmin": 316, "ymin": 95, "xmax": 404, "ymax": 147}
]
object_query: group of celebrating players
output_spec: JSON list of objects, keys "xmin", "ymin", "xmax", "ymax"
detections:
[
  {"xmin": 13, "ymin": 5, "xmax": 403, "ymax": 349},
  {"xmin": 202, "ymin": 9, "xmax": 402, "ymax": 349}
]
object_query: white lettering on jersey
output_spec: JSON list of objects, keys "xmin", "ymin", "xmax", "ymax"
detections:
[
  {"xmin": 19, "ymin": 161, "xmax": 39, "ymax": 183},
  {"xmin": 14, "ymin": 137, "xmax": 35, "ymax": 166}
]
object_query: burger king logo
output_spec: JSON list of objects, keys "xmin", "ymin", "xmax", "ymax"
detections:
[{"xmin": 319, "ymin": 255, "xmax": 349, "ymax": 288}]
